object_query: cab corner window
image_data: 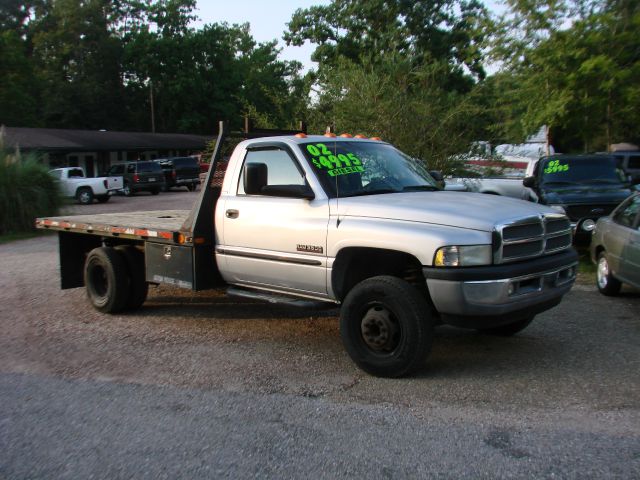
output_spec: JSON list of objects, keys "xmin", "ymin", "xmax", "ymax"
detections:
[{"xmin": 238, "ymin": 149, "xmax": 305, "ymax": 196}]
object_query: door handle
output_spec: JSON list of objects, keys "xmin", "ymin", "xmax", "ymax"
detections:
[{"xmin": 226, "ymin": 209, "xmax": 239, "ymax": 219}]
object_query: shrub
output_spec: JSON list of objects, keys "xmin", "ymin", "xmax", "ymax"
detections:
[{"xmin": 0, "ymin": 149, "xmax": 62, "ymax": 235}]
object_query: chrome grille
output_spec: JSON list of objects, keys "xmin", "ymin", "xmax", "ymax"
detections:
[{"xmin": 495, "ymin": 214, "xmax": 572, "ymax": 264}]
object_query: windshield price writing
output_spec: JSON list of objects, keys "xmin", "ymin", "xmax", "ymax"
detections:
[
  {"xmin": 306, "ymin": 143, "xmax": 365, "ymax": 177},
  {"xmin": 544, "ymin": 159, "xmax": 570, "ymax": 174}
]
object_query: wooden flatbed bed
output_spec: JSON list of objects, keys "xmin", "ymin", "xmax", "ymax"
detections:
[{"xmin": 36, "ymin": 210, "xmax": 192, "ymax": 244}]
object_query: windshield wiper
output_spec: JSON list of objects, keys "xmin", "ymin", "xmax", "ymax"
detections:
[
  {"xmin": 584, "ymin": 179, "xmax": 621, "ymax": 184},
  {"xmin": 542, "ymin": 180, "xmax": 577, "ymax": 185},
  {"xmin": 402, "ymin": 185, "xmax": 440, "ymax": 191},
  {"xmin": 348, "ymin": 188, "xmax": 400, "ymax": 197}
]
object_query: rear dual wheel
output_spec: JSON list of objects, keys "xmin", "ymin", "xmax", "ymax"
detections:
[{"xmin": 84, "ymin": 246, "xmax": 148, "ymax": 313}]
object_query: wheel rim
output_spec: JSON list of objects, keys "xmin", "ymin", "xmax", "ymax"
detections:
[
  {"xmin": 597, "ymin": 256, "xmax": 609, "ymax": 289},
  {"xmin": 360, "ymin": 304, "xmax": 401, "ymax": 353},
  {"xmin": 79, "ymin": 191, "xmax": 90, "ymax": 203}
]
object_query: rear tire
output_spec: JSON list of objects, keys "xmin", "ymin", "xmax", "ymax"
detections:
[
  {"xmin": 77, "ymin": 187, "xmax": 94, "ymax": 205},
  {"xmin": 150, "ymin": 188, "xmax": 160, "ymax": 195},
  {"xmin": 84, "ymin": 247, "xmax": 129, "ymax": 313},
  {"xmin": 596, "ymin": 251, "xmax": 621, "ymax": 296},
  {"xmin": 340, "ymin": 275, "xmax": 434, "ymax": 378},
  {"xmin": 478, "ymin": 315, "xmax": 535, "ymax": 336},
  {"xmin": 115, "ymin": 245, "xmax": 148, "ymax": 310}
]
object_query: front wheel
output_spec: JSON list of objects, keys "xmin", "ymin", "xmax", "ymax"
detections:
[
  {"xmin": 596, "ymin": 252, "xmax": 621, "ymax": 296},
  {"xmin": 340, "ymin": 275, "xmax": 434, "ymax": 378},
  {"xmin": 122, "ymin": 181, "xmax": 132, "ymax": 196},
  {"xmin": 187, "ymin": 183, "xmax": 196, "ymax": 192},
  {"xmin": 77, "ymin": 187, "xmax": 94, "ymax": 205}
]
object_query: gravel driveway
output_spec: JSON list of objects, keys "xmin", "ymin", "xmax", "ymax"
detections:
[{"xmin": 1, "ymin": 191, "xmax": 639, "ymax": 478}]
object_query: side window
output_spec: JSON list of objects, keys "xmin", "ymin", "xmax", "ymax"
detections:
[
  {"xmin": 127, "ymin": 164, "xmax": 136, "ymax": 174},
  {"xmin": 49, "ymin": 170, "xmax": 62, "ymax": 179},
  {"xmin": 109, "ymin": 165, "xmax": 123, "ymax": 175},
  {"xmin": 238, "ymin": 149, "xmax": 305, "ymax": 195},
  {"xmin": 613, "ymin": 196, "xmax": 640, "ymax": 228}
]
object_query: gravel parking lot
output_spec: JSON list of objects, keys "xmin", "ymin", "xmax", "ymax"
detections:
[{"xmin": 1, "ymin": 191, "xmax": 639, "ymax": 478}]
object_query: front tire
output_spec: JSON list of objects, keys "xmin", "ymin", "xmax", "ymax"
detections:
[
  {"xmin": 122, "ymin": 181, "xmax": 132, "ymax": 196},
  {"xmin": 597, "ymin": 251, "xmax": 621, "ymax": 296},
  {"xmin": 340, "ymin": 275, "xmax": 434, "ymax": 378},
  {"xmin": 77, "ymin": 187, "xmax": 94, "ymax": 205},
  {"xmin": 187, "ymin": 183, "xmax": 196, "ymax": 192},
  {"xmin": 84, "ymin": 247, "xmax": 129, "ymax": 313}
]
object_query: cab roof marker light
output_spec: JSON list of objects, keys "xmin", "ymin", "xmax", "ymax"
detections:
[
  {"xmin": 340, "ymin": 133, "xmax": 353, "ymax": 138},
  {"xmin": 354, "ymin": 134, "xmax": 367, "ymax": 139},
  {"xmin": 324, "ymin": 132, "xmax": 337, "ymax": 138},
  {"xmin": 295, "ymin": 133, "xmax": 307, "ymax": 138},
  {"xmin": 370, "ymin": 136, "xmax": 382, "ymax": 141}
]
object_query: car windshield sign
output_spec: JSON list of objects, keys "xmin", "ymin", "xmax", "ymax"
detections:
[
  {"xmin": 541, "ymin": 157, "xmax": 625, "ymax": 184},
  {"xmin": 300, "ymin": 141, "xmax": 438, "ymax": 198}
]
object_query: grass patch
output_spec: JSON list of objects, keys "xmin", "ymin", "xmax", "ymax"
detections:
[
  {"xmin": 0, "ymin": 230, "xmax": 53, "ymax": 244},
  {"xmin": 0, "ymin": 147, "xmax": 62, "ymax": 235}
]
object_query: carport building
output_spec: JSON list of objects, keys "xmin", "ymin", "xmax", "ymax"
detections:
[{"xmin": 1, "ymin": 126, "xmax": 213, "ymax": 177}]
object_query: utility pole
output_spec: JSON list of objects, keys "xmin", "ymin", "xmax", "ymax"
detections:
[{"xmin": 149, "ymin": 79, "xmax": 156, "ymax": 133}]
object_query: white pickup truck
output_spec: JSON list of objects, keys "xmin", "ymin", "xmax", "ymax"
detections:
[
  {"xmin": 49, "ymin": 167, "xmax": 123, "ymax": 204},
  {"xmin": 37, "ymin": 124, "xmax": 578, "ymax": 377}
]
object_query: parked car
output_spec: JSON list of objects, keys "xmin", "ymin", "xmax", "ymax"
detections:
[
  {"xmin": 590, "ymin": 192, "xmax": 640, "ymax": 295},
  {"xmin": 107, "ymin": 161, "xmax": 165, "ymax": 196},
  {"xmin": 523, "ymin": 155, "xmax": 634, "ymax": 244},
  {"xmin": 49, "ymin": 167, "xmax": 122, "ymax": 204},
  {"xmin": 155, "ymin": 156, "xmax": 200, "ymax": 191}
]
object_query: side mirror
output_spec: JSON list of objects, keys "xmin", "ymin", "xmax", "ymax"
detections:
[
  {"xmin": 429, "ymin": 170, "xmax": 443, "ymax": 182},
  {"xmin": 244, "ymin": 163, "xmax": 268, "ymax": 194},
  {"xmin": 523, "ymin": 176, "xmax": 536, "ymax": 188}
]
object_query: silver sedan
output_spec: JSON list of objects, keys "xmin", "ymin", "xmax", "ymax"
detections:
[{"xmin": 590, "ymin": 192, "xmax": 640, "ymax": 294}]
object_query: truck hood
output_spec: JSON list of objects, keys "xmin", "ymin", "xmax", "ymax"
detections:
[
  {"xmin": 540, "ymin": 184, "xmax": 632, "ymax": 206},
  {"xmin": 334, "ymin": 191, "xmax": 554, "ymax": 232}
]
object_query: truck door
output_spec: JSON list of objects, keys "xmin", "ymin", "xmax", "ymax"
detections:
[{"xmin": 219, "ymin": 147, "xmax": 329, "ymax": 295}]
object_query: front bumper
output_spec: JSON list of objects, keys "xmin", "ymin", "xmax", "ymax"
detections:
[{"xmin": 423, "ymin": 249, "xmax": 578, "ymax": 328}]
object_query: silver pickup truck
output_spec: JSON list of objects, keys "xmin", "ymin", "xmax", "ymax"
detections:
[{"xmin": 37, "ymin": 124, "xmax": 578, "ymax": 377}]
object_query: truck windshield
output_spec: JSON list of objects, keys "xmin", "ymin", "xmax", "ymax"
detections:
[
  {"xmin": 540, "ymin": 157, "xmax": 626, "ymax": 185},
  {"xmin": 300, "ymin": 141, "xmax": 438, "ymax": 198}
]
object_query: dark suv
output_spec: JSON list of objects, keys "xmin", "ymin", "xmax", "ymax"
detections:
[
  {"xmin": 155, "ymin": 156, "xmax": 200, "ymax": 191},
  {"xmin": 108, "ymin": 161, "xmax": 165, "ymax": 196},
  {"xmin": 523, "ymin": 154, "xmax": 633, "ymax": 244}
]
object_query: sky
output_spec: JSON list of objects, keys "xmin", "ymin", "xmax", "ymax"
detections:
[{"xmin": 193, "ymin": 0, "xmax": 331, "ymax": 72}]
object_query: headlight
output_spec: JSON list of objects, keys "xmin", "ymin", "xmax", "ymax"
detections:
[
  {"xmin": 433, "ymin": 245, "xmax": 492, "ymax": 267},
  {"xmin": 548, "ymin": 204, "xmax": 566, "ymax": 214},
  {"xmin": 581, "ymin": 218, "xmax": 596, "ymax": 232}
]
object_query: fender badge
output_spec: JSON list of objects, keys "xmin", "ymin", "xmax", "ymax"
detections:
[{"xmin": 297, "ymin": 244, "xmax": 323, "ymax": 254}]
